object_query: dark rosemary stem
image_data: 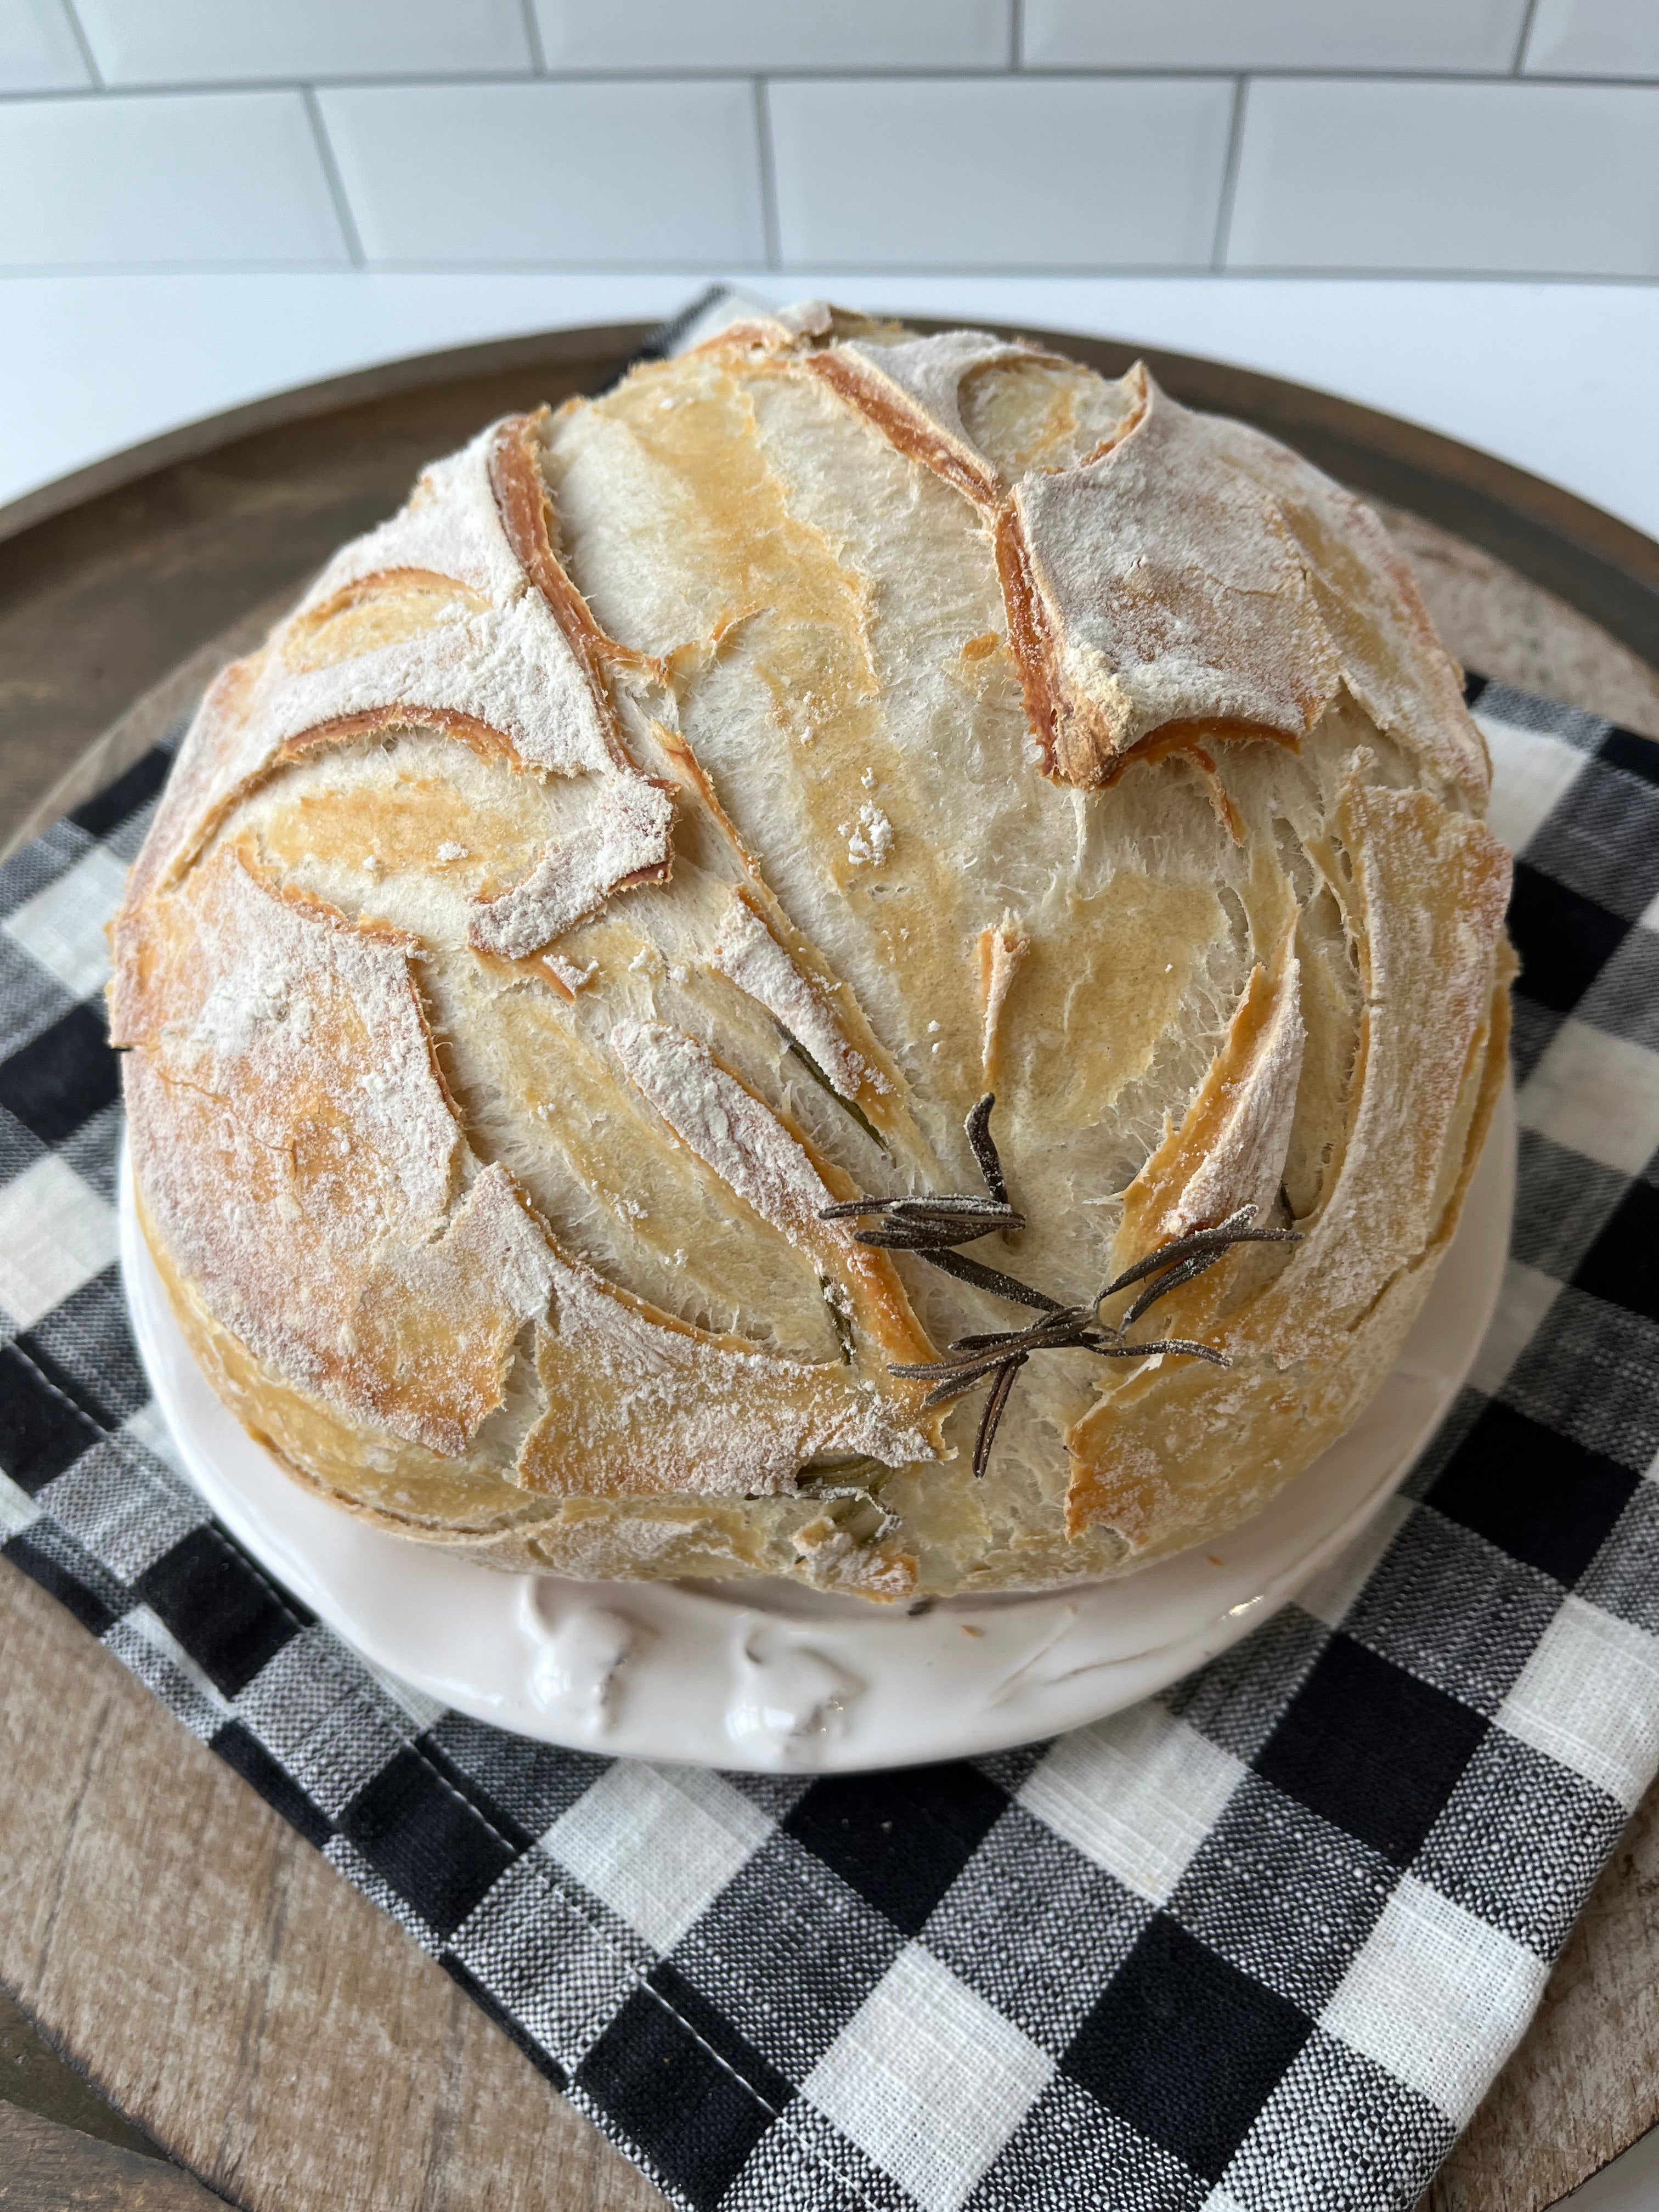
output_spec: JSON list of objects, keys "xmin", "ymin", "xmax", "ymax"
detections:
[{"xmin": 818, "ymin": 1094, "xmax": 1300, "ymax": 1477}]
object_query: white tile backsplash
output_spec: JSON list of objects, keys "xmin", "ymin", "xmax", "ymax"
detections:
[
  {"xmin": 0, "ymin": 0, "xmax": 91, "ymax": 93},
  {"xmin": 317, "ymin": 80, "xmax": 767, "ymax": 267},
  {"xmin": 1227, "ymin": 76, "xmax": 1659, "ymax": 276},
  {"xmin": 769, "ymin": 75, "xmax": 1235, "ymax": 269},
  {"xmin": 1022, "ymin": 0, "xmax": 1529, "ymax": 75},
  {"xmin": 71, "ymin": 0, "xmax": 535, "ymax": 86},
  {"xmin": 0, "ymin": 89, "xmax": 349, "ymax": 266},
  {"xmin": 533, "ymin": 0, "xmax": 1012, "ymax": 74},
  {"xmin": 0, "ymin": 3, "xmax": 1656, "ymax": 288},
  {"xmin": 1523, "ymin": 0, "xmax": 1659, "ymax": 78}
]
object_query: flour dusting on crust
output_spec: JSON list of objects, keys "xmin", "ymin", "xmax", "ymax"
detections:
[
  {"xmin": 114, "ymin": 310, "xmax": 1510, "ymax": 1599},
  {"xmin": 825, "ymin": 330, "xmax": 1043, "ymax": 495},
  {"xmin": 1166, "ymin": 956, "xmax": 1306, "ymax": 1235},
  {"xmin": 787, "ymin": 337, "xmax": 1485, "ymax": 808},
  {"xmin": 132, "ymin": 419, "xmax": 676, "ymax": 955},
  {"xmin": 114, "ymin": 846, "xmax": 551, "ymax": 1454},
  {"xmin": 470, "ymin": 775, "xmax": 675, "ymax": 957},
  {"xmin": 1014, "ymin": 371, "xmax": 1341, "ymax": 777},
  {"xmin": 709, "ymin": 888, "xmax": 877, "ymax": 1101},
  {"xmin": 611, "ymin": 1019, "xmax": 848, "ymax": 1252}
]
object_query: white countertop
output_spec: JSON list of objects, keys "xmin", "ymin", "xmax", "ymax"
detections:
[{"xmin": 3, "ymin": 270, "xmax": 1657, "ymax": 545}]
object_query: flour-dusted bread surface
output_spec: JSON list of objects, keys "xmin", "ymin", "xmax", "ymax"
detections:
[{"xmin": 112, "ymin": 309, "xmax": 1511, "ymax": 1600}]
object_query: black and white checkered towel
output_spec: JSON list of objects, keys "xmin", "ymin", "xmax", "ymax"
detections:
[{"xmin": 4, "ymin": 676, "xmax": 1658, "ymax": 2212}]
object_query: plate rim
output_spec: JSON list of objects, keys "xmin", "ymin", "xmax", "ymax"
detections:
[{"xmin": 120, "ymin": 1085, "xmax": 1515, "ymax": 1771}]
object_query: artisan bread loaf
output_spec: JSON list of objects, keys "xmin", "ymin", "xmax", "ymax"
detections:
[{"xmin": 111, "ymin": 306, "xmax": 1512, "ymax": 1601}]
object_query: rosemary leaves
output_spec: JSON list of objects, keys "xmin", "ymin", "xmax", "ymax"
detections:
[{"xmin": 819, "ymin": 1093, "xmax": 1300, "ymax": 1479}]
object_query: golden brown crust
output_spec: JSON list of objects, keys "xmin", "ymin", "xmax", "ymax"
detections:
[
  {"xmin": 487, "ymin": 414, "xmax": 664, "ymax": 759},
  {"xmin": 804, "ymin": 343, "xmax": 1007, "ymax": 508},
  {"xmin": 116, "ymin": 317, "xmax": 1511, "ymax": 1598},
  {"xmin": 1066, "ymin": 777, "xmax": 1511, "ymax": 1549},
  {"xmin": 140, "ymin": 1181, "xmax": 924, "ymax": 1598}
]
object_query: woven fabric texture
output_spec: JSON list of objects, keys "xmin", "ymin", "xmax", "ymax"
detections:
[{"xmin": 3, "ymin": 680, "xmax": 1658, "ymax": 2212}]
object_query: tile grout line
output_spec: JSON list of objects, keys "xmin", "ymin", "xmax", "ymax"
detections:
[
  {"xmin": 753, "ymin": 78, "xmax": 781, "ymax": 273},
  {"xmin": 1009, "ymin": 0, "xmax": 1024, "ymax": 72},
  {"xmin": 1512, "ymin": 0, "xmax": 1544, "ymax": 74},
  {"xmin": 3, "ymin": 256, "xmax": 1659, "ymax": 286},
  {"xmin": 1211, "ymin": 76, "xmax": 1249, "ymax": 272},
  {"xmin": 300, "ymin": 87, "xmax": 365, "ymax": 269},
  {"xmin": 518, "ymin": 0, "xmax": 547, "ymax": 76},
  {"xmin": 58, "ymin": 0, "xmax": 102, "ymax": 91},
  {"xmin": 1, "ymin": 66, "xmax": 1658, "ymax": 98}
]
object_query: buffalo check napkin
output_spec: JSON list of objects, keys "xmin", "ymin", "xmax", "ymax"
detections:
[{"xmin": 4, "ymin": 672, "xmax": 1659, "ymax": 2212}]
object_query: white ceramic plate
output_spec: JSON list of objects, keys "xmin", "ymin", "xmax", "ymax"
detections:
[{"xmin": 121, "ymin": 1085, "xmax": 1514, "ymax": 1772}]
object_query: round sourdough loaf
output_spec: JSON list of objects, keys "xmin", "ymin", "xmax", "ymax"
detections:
[{"xmin": 111, "ymin": 307, "xmax": 1513, "ymax": 1601}]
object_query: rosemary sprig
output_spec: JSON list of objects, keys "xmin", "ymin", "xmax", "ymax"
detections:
[
  {"xmin": 783, "ymin": 1032, "xmax": 890, "ymax": 1154},
  {"xmin": 819, "ymin": 1094, "xmax": 1299, "ymax": 1479}
]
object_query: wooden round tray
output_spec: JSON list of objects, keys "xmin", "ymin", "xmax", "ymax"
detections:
[{"xmin": 2, "ymin": 320, "xmax": 1656, "ymax": 2212}]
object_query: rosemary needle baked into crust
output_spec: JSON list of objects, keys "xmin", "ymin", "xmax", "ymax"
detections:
[{"xmin": 111, "ymin": 306, "xmax": 1513, "ymax": 1602}]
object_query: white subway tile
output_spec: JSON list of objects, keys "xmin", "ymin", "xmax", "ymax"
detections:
[
  {"xmin": 1524, "ymin": 0, "xmax": 1659, "ymax": 77},
  {"xmin": 1023, "ymin": 0, "xmax": 1527, "ymax": 72},
  {"xmin": 534, "ymin": 0, "xmax": 1011, "ymax": 72},
  {"xmin": 1227, "ymin": 77, "xmax": 1659, "ymax": 278},
  {"xmin": 317, "ymin": 80, "xmax": 766, "ymax": 266},
  {"xmin": 71, "ymin": 0, "xmax": 534, "ymax": 85},
  {"xmin": 769, "ymin": 75, "xmax": 1234, "ymax": 269},
  {"xmin": 0, "ymin": 90, "xmax": 349, "ymax": 267},
  {"xmin": 0, "ymin": 0, "xmax": 91, "ymax": 92}
]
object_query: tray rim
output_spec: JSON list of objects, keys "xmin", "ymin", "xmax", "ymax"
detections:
[
  {"xmin": 2, "ymin": 306, "xmax": 1647, "ymax": 2207},
  {"xmin": 2, "ymin": 308, "xmax": 1656, "ymax": 673}
]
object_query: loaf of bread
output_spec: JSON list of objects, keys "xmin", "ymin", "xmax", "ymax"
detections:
[{"xmin": 111, "ymin": 306, "xmax": 1512, "ymax": 1601}]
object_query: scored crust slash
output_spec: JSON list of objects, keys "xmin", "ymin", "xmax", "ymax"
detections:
[{"xmin": 110, "ymin": 303, "xmax": 1511, "ymax": 1602}]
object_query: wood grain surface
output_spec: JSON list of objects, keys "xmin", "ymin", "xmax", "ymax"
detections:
[
  {"xmin": 3, "ymin": 321, "xmax": 1658, "ymax": 2212},
  {"xmin": 2, "ymin": 1987, "xmax": 164, "ymax": 2163},
  {"xmin": 0, "ymin": 2104, "xmax": 225, "ymax": 2209},
  {"xmin": 0, "ymin": 1564, "xmax": 661, "ymax": 2212}
]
